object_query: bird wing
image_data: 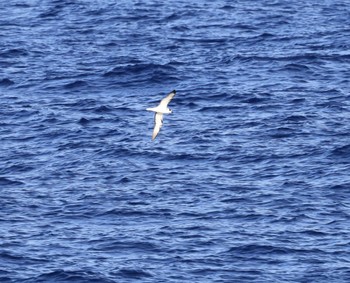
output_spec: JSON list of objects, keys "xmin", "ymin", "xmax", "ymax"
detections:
[
  {"xmin": 159, "ymin": 90, "xmax": 176, "ymax": 108},
  {"xmin": 152, "ymin": 113, "xmax": 163, "ymax": 140}
]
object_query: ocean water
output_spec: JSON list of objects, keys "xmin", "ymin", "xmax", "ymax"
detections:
[{"xmin": 1, "ymin": 0, "xmax": 350, "ymax": 282}]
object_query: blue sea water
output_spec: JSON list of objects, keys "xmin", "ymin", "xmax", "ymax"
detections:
[{"xmin": 1, "ymin": 0, "xmax": 350, "ymax": 282}]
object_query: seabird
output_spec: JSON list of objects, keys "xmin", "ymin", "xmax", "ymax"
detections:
[{"xmin": 146, "ymin": 90, "xmax": 176, "ymax": 140}]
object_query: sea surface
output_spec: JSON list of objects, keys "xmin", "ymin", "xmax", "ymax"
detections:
[{"xmin": 1, "ymin": 0, "xmax": 350, "ymax": 282}]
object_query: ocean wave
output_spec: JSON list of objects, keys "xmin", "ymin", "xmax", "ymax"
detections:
[
  {"xmin": 0, "ymin": 177, "xmax": 24, "ymax": 186},
  {"xmin": 23, "ymin": 269, "xmax": 115, "ymax": 283},
  {"xmin": 330, "ymin": 144, "xmax": 350, "ymax": 157},
  {"xmin": 63, "ymin": 80, "xmax": 89, "ymax": 89},
  {"xmin": 112, "ymin": 268, "xmax": 153, "ymax": 279},
  {"xmin": 1, "ymin": 0, "xmax": 350, "ymax": 282},
  {"xmin": 0, "ymin": 78, "xmax": 15, "ymax": 87}
]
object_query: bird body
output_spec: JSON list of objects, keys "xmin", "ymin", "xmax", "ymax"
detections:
[
  {"xmin": 146, "ymin": 90, "xmax": 176, "ymax": 140},
  {"xmin": 146, "ymin": 106, "xmax": 172, "ymax": 114}
]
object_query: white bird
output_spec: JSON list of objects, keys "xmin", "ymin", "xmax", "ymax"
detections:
[{"xmin": 146, "ymin": 90, "xmax": 176, "ymax": 140}]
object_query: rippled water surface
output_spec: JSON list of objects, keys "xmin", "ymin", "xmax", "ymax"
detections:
[{"xmin": 1, "ymin": 0, "xmax": 350, "ymax": 282}]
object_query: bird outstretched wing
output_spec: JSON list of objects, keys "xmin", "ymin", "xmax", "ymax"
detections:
[
  {"xmin": 159, "ymin": 90, "xmax": 176, "ymax": 108},
  {"xmin": 152, "ymin": 113, "xmax": 163, "ymax": 140}
]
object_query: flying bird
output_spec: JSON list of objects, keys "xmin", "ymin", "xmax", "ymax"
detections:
[{"xmin": 146, "ymin": 90, "xmax": 176, "ymax": 140}]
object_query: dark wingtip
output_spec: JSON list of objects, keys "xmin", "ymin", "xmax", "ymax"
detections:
[{"xmin": 172, "ymin": 89, "xmax": 176, "ymax": 94}]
